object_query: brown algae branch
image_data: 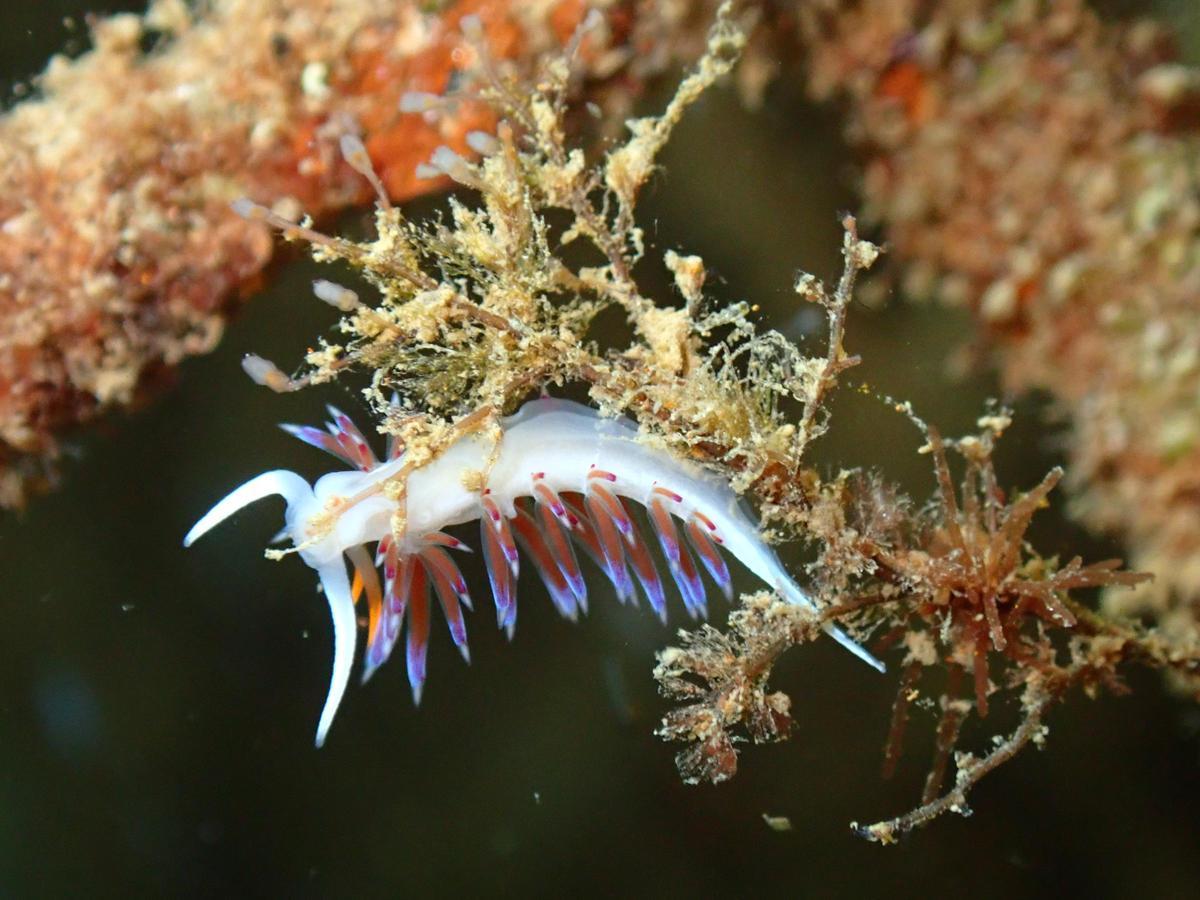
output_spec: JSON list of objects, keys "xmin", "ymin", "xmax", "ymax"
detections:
[
  {"xmin": 0, "ymin": 0, "xmax": 700, "ymax": 508},
  {"xmin": 853, "ymin": 684, "xmax": 1057, "ymax": 845}
]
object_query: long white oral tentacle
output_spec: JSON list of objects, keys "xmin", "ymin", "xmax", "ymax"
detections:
[
  {"xmin": 183, "ymin": 470, "xmax": 313, "ymax": 547},
  {"xmin": 315, "ymin": 559, "xmax": 357, "ymax": 748}
]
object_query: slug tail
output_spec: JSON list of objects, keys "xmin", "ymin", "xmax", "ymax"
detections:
[
  {"xmin": 183, "ymin": 469, "xmax": 312, "ymax": 547},
  {"xmin": 777, "ymin": 581, "xmax": 886, "ymax": 673},
  {"xmin": 824, "ymin": 622, "xmax": 887, "ymax": 673}
]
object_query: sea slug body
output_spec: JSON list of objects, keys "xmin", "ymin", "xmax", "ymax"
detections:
[{"xmin": 184, "ymin": 398, "xmax": 882, "ymax": 745}]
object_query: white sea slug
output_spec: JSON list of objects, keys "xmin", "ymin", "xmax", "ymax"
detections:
[{"xmin": 184, "ymin": 398, "xmax": 883, "ymax": 746}]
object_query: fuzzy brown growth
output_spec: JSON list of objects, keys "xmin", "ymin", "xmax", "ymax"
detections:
[
  {"xmin": 654, "ymin": 592, "xmax": 814, "ymax": 785},
  {"xmin": 0, "ymin": 0, "xmax": 708, "ymax": 508},
  {"xmin": 657, "ymin": 377, "xmax": 1200, "ymax": 840},
  {"xmin": 887, "ymin": 421, "xmax": 1147, "ymax": 718},
  {"xmin": 795, "ymin": 0, "xmax": 1200, "ymax": 656},
  {"xmin": 652, "ymin": 403, "xmax": 1180, "ymax": 839}
]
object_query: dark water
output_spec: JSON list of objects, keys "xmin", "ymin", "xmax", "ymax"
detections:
[{"xmin": 2, "ymin": 4, "xmax": 1198, "ymax": 897}]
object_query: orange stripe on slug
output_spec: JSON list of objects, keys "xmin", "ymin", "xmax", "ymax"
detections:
[
  {"xmin": 676, "ymin": 536, "xmax": 706, "ymax": 618},
  {"xmin": 481, "ymin": 517, "xmax": 514, "ymax": 630},
  {"xmin": 367, "ymin": 545, "xmax": 409, "ymax": 675},
  {"xmin": 647, "ymin": 498, "xmax": 706, "ymax": 617},
  {"xmin": 562, "ymin": 492, "xmax": 632, "ymax": 604},
  {"xmin": 189, "ymin": 397, "xmax": 888, "ymax": 734},
  {"xmin": 349, "ymin": 546, "xmax": 384, "ymax": 651},
  {"xmin": 532, "ymin": 479, "xmax": 562, "ymax": 512},
  {"xmin": 562, "ymin": 494, "xmax": 604, "ymax": 561},
  {"xmin": 390, "ymin": 553, "xmax": 414, "ymax": 619},
  {"xmin": 686, "ymin": 518, "xmax": 722, "ymax": 567},
  {"xmin": 510, "ymin": 507, "xmax": 568, "ymax": 593},
  {"xmin": 481, "ymin": 491, "xmax": 503, "ymax": 522}
]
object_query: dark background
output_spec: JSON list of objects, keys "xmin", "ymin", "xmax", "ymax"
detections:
[{"xmin": 2, "ymin": 3, "xmax": 1198, "ymax": 897}]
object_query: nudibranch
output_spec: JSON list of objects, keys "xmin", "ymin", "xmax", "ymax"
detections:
[{"xmin": 184, "ymin": 398, "xmax": 882, "ymax": 745}]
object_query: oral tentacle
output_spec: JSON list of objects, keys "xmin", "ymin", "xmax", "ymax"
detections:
[{"xmin": 183, "ymin": 469, "xmax": 313, "ymax": 548}]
